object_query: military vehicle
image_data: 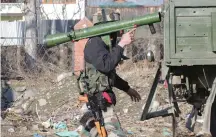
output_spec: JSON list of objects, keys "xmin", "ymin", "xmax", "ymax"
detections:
[{"xmin": 141, "ymin": 0, "xmax": 216, "ymax": 137}]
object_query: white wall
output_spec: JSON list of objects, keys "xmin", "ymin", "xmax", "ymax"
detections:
[
  {"xmin": 0, "ymin": 3, "xmax": 24, "ymax": 14},
  {"xmin": 0, "ymin": 0, "xmax": 85, "ymax": 46},
  {"xmin": 40, "ymin": 0, "xmax": 85, "ymax": 20},
  {"xmin": 0, "ymin": 0, "xmax": 85, "ymax": 20}
]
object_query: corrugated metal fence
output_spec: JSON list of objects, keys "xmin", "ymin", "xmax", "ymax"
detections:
[
  {"xmin": 0, "ymin": 21, "xmax": 24, "ymax": 46},
  {"xmin": 0, "ymin": 20, "xmax": 78, "ymax": 46}
]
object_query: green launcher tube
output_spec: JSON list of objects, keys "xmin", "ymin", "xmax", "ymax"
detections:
[{"xmin": 44, "ymin": 12, "xmax": 161, "ymax": 48}]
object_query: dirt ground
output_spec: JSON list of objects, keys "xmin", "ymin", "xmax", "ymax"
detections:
[{"xmin": 1, "ymin": 60, "xmax": 207, "ymax": 137}]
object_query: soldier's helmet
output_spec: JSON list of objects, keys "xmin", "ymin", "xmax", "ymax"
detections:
[
  {"xmin": 92, "ymin": 8, "xmax": 120, "ymax": 25},
  {"xmin": 92, "ymin": 8, "xmax": 122, "ymax": 39}
]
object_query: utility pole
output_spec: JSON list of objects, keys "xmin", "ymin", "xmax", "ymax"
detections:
[{"xmin": 24, "ymin": 0, "xmax": 37, "ymax": 72}]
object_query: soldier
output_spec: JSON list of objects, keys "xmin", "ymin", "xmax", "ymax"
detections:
[{"xmin": 77, "ymin": 9, "xmax": 141, "ymax": 137}]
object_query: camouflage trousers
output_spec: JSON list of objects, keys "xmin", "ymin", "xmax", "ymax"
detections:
[{"xmin": 79, "ymin": 104, "xmax": 127, "ymax": 137}]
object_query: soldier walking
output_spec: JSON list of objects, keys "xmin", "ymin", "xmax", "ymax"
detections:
[{"xmin": 77, "ymin": 9, "xmax": 141, "ymax": 137}]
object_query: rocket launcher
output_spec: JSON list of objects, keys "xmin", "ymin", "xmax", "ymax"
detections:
[{"xmin": 44, "ymin": 12, "xmax": 161, "ymax": 48}]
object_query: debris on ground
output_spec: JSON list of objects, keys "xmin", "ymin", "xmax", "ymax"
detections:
[
  {"xmin": 1, "ymin": 61, "xmax": 204, "ymax": 137},
  {"xmin": 55, "ymin": 131, "xmax": 79, "ymax": 137}
]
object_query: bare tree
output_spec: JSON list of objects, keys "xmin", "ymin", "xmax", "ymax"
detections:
[
  {"xmin": 24, "ymin": 0, "xmax": 37, "ymax": 71},
  {"xmin": 58, "ymin": 4, "xmax": 67, "ymax": 70}
]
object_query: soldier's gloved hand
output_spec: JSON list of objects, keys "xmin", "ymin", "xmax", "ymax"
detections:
[
  {"xmin": 118, "ymin": 28, "xmax": 136, "ymax": 48},
  {"xmin": 126, "ymin": 88, "xmax": 141, "ymax": 102}
]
